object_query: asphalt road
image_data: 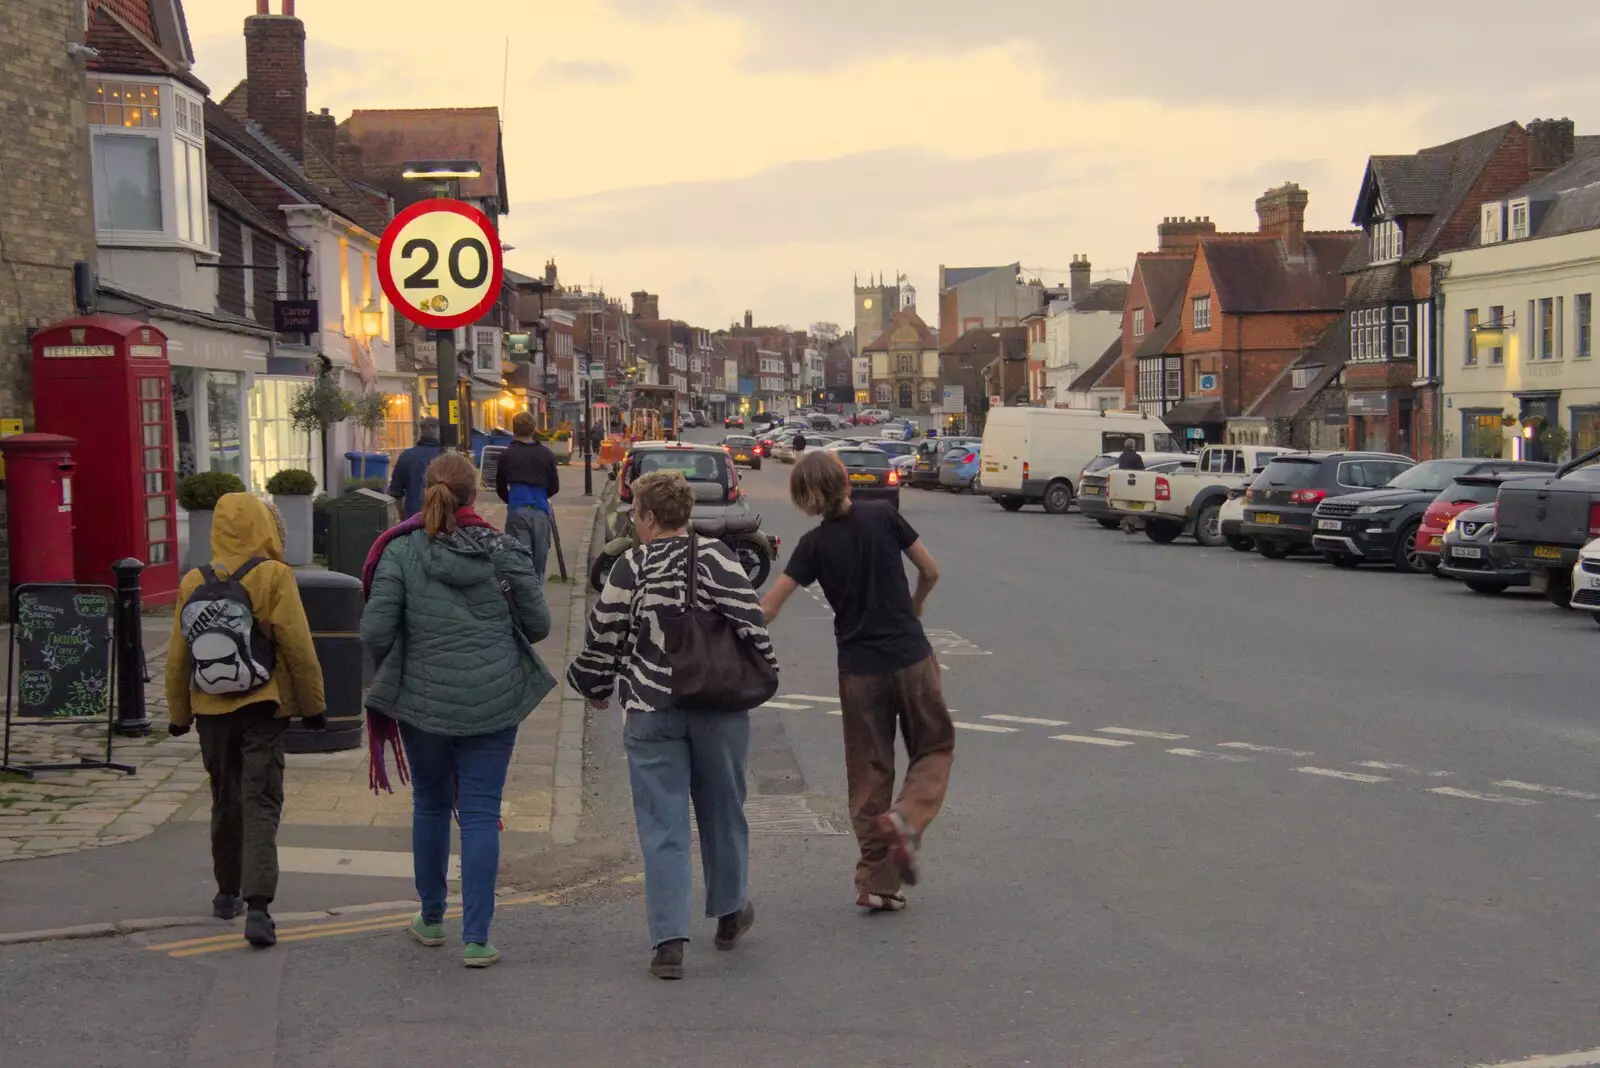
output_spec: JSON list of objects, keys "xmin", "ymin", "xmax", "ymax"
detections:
[{"xmin": 3, "ymin": 427, "xmax": 1597, "ymax": 1068}]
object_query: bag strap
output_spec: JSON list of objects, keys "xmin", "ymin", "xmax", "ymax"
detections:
[
  {"xmin": 486, "ymin": 541, "xmax": 529, "ymax": 644},
  {"xmin": 683, "ymin": 530, "xmax": 699, "ymax": 610},
  {"xmin": 199, "ymin": 565, "xmax": 218, "ymax": 585},
  {"xmin": 229, "ymin": 557, "xmax": 267, "ymax": 584}
]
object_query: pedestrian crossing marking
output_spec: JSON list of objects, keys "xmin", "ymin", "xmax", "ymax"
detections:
[
  {"xmin": 1166, "ymin": 748, "xmax": 1252, "ymax": 762},
  {"xmin": 1050, "ymin": 733, "xmax": 1135, "ymax": 747},
  {"xmin": 953, "ymin": 721, "xmax": 1017, "ymax": 733},
  {"xmin": 1494, "ymin": 780, "xmax": 1600, "ymax": 801},
  {"xmin": 984, "ymin": 715, "xmax": 1069, "ymax": 727},
  {"xmin": 761, "ymin": 701, "xmax": 813, "ymax": 710},
  {"xmin": 1427, "ymin": 787, "xmax": 1540, "ymax": 806},
  {"xmin": 1098, "ymin": 727, "xmax": 1188, "ymax": 741},
  {"xmin": 1218, "ymin": 742, "xmax": 1313, "ymax": 756},
  {"xmin": 1296, "ymin": 767, "xmax": 1390, "ymax": 784},
  {"xmin": 781, "ymin": 694, "xmax": 840, "ymax": 703}
]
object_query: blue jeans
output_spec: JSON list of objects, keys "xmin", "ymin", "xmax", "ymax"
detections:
[
  {"xmin": 505, "ymin": 506, "xmax": 552, "ymax": 581},
  {"xmin": 398, "ymin": 722, "xmax": 518, "ymax": 945},
  {"xmin": 623, "ymin": 708, "xmax": 750, "ymax": 947}
]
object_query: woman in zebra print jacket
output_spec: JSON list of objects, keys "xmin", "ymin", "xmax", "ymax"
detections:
[{"xmin": 567, "ymin": 471, "xmax": 777, "ymax": 979}]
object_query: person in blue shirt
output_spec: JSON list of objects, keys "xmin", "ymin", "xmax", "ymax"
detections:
[
  {"xmin": 388, "ymin": 417, "xmax": 445, "ymax": 519},
  {"xmin": 496, "ymin": 411, "xmax": 560, "ymax": 580}
]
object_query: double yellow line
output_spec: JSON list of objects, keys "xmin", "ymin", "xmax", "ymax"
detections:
[{"xmin": 149, "ymin": 875, "xmax": 639, "ymax": 958}]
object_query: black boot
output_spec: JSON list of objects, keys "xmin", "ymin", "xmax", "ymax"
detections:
[
  {"xmin": 212, "ymin": 892, "xmax": 244, "ymax": 921},
  {"xmin": 244, "ymin": 908, "xmax": 276, "ymax": 948}
]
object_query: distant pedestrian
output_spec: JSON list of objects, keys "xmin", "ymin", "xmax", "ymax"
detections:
[
  {"xmin": 361, "ymin": 452, "xmax": 555, "ymax": 968},
  {"xmin": 793, "ymin": 430, "xmax": 807, "ymax": 453},
  {"xmin": 497, "ymin": 411, "xmax": 560, "ymax": 582},
  {"xmin": 761, "ymin": 451, "xmax": 953, "ymax": 913},
  {"xmin": 389, "ymin": 417, "xmax": 446, "ymax": 519},
  {"xmin": 165, "ymin": 493, "xmax": 327, "ymax": 948},
  {"xmin": 588, "ymin": 421, "xmax": 603, "ymax": 456},
  {"xmin": 1116, "ymin": 438, "xmax": 1145, "ymax": 471},
  {"xmin": 568, "ymin": 471, "xmax": 775, "ymax": 979}
]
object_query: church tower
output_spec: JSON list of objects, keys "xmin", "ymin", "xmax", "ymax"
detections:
[{"xmin": 853, "ymin": 271, "xmax": 897, "ymax": 355}]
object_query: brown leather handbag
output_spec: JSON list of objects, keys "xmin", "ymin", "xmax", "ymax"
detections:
[{"xmin": 663, "ymin": 532, "xmax": 778, "ymax": 713}]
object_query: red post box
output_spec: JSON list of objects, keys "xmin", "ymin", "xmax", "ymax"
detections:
[
  {"xmin": 29, "ymin": 315, "xmax": 179, "ymax": 603},
  {"xmin": 0, "ymin": 434, "xmax": 77, "ymax": 586}
]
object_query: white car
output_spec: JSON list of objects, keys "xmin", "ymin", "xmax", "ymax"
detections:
[
  {"xmin": 1219, "ymin": 465, "xmax": 1272, "ymax": 552},
  {"xmin": 1569, "ymin": 538, "xmax": 1600, "ymax": 624},
  {"xmin": 772, "ymin": 435, "xmax": 837, "ymax": 463}
]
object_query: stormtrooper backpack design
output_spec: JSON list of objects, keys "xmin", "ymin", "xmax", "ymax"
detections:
[{"xmin": 181, "ymin": 559, "xmax": 275, "ymax": 696}]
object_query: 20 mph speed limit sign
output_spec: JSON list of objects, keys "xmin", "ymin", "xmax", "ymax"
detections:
[{"xmin": 377, "ymin": 199, "xmax": 504, "ymax": 330}]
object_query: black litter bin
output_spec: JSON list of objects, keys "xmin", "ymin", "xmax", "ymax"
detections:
[
  {"xmin": 284, "ymin": 569, "xmax": 367, "ymax": 754},
  {"xmin": 325, "ymin": 487, "xmax": 399, "ymax": 578}
]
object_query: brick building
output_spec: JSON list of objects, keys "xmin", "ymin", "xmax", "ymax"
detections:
[{"xmin": 863, "ymin": 310, "xmax": 941, "ymax": 415}]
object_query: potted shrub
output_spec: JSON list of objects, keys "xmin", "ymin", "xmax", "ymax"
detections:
[
  {"xmin": 289, "ymin": 370, "xmax": 353, "ymax": 490},
  {"xmin": 550, "ymin": 428, "xmax": 573, "ymax": 462},
  {"xmin": 177, "ymin": 471, "xmax": 246, "ymax": 570},
  {"xmin": 266, "ymin": 468, "xmax": 317, "ymax": 566}
]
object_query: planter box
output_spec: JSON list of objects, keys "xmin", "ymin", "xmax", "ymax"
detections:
[
  {"xmin": 550, "ymin": 439, "xmax": 573, "ymax": 461},
  {"xmin": 274, "ymin": 493, "xmax": 315, "ymax": 566},
  {"xmin": 184, "ymin": 508, "xmax": 214, "ymax": 572}
]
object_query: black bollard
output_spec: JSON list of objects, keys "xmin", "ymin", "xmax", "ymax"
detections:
[
  {"xmin": 285, "ymin": 569, "xmax": 366, "ymax": 754},
  {"xmin": 111, "ymin": 558, "xmax": 151, "ymax": 737}
]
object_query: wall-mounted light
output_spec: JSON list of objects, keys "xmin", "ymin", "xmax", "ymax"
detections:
[{"xmin": 361, "ymin": 299, "xmax": 383, "ymax": 338}]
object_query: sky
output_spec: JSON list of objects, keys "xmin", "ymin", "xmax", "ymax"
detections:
[{"xmin": 187, "ymin": 1, "xmax": 1600, "ymax": 335}]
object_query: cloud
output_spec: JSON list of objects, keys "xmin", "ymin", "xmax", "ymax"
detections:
[{"xmin": 538, "ymin": 59, "xmax": 631, "ymax": 86}]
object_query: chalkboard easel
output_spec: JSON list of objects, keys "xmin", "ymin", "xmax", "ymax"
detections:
[{"xmin": 2, "ymin": 583, "xmax": 135, "ymax": 778}]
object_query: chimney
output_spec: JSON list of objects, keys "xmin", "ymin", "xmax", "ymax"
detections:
[
  {"xmin": 1528, "ymin": 117, "xmax": 1576, "ymax": 178},
  {"xmin": 1156, "ymin": 215, "xmax": 1218, "ymax": 252},
  {"xmin": 544, "ymin": 259, "xmax": 558, "ymax": 286},
  {"xmin": 334, "ymin": 136, "xmax": 363, "ymax": 175},
  {"xmin": 631, "ymin": 291, "xmax": 659, "ymax": 320},
  {"xmin": 1069, "ymin": 255, "xmax": 1091, "ymax": 304},
  {"xmin": 244, "ymin": 2, "xmax": 308, "ymax": 162},
  {"xmin": 306, "ymin": 107, "xmax": 335, "ymax": 162},
  {"xmin": 1255, "ymin": 182, "xmax": 1309, "ymax": 258},
  {"xmin": 744, "ymin": 310, "xmax": 754, "ymax": 330}
]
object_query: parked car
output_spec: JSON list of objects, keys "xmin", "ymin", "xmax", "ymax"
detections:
[
  {"xmin": 836, "ymin": 437, "xmax": 916, "ymax": 479},
  {"xmin": 1106, "ymin": 443, "xmax": 1286, "ymax": 546},
  {"xmin": 980, "ymin": 407, "xmax": 1178, "ymax": 514},
  {"xmin": 1437, "ymin": 502, "xmax": 1528, "ymax": 593},
  {"xmin": 1490, "ymin": 449, "xmax": 1600, "ymax": 605},
  {"xmin": 879, "ymin": 419, "xmax": 920, "ymax": 441},
  {"xmin": 719, "ymin": 434, "xmax": 762, "ymax": 470},
  {"xmin": 750, "ymin": 412, "xmax": 781, "ymax": 431},
  {"xmin": 773, "ymin": 434, "xmax": 838, "ymax": 463},
  {"xmin": 829, "ymin": 446, "xmax": 901, "ymax": 508},
  {"xmin": 1415, "ymin": 467, "xmax": 1556, "ymax": 574},
  {"xmin": 1243, "ymin": 451, "xmax": 1415, "ymax": 559},
  {"xmin": 910, "ymin": 437, "xmax": 980, "ymax": 488},
  {"xmin": 807, "ymin": 412, "xmax": 843, "ymax": 431},
  {"xmin": 1569, "ymin": 539, "xmax": 1600, "ymax": 623},
  {"xmin": 723, "ymin": 414, "xmax": 746, "ymax": 429},
  {"xmin": 1311, "ymin": 458, "xmax": 1552, "ymax": 573},
  {"xmin": 753, "ymin": 425, "xmax": 798, "ymax": 458},
  {"xmin": 858, "ymin": 408, "xmax": 892, "ymax": 424},
  {"xmin": 1080, "ymin": 454, "xmax": 1194, "ymax": 529},
  {"xmin": 1218, "ymin": 464, "xmax": 1277, "ymax": 551},
  {"xmin": 938, "ymin": 445, "xmax": 983, "ymax": 493}
]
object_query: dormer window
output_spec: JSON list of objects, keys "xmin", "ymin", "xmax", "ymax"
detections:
[
  {"xmin": 1370, "ymin": 219, "xmax": 1404, "ymax": 263},
  {"xmin": 1481, "ymin": 202, "xmax": 1504, "ymax": 245},
  {"xmin": 1291, "ymin": 366, "xmax": 1320, "ymax": 390},
  {"xmin": 1509, "ymin": 199, "xmax": 1531, "ymax": 240}
]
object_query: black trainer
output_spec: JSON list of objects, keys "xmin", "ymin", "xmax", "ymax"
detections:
[
  {"xmin": 212, "ymin": 893, "xmax": 244, "ymax": 921},
  {"xmin": 650, "ymin": 939, "xmax": 685, "ymax": 979},
  {"xmin": 244, "ymin": 909, "xmax": 276, "ymax": 948},
  {"xmin": 714, "ymin": 902, "xmax": 755, "ymax": 951}
]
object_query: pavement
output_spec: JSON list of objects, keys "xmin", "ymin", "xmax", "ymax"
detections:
[{"xmin": 2, "ymin": 431, "xmax": 1599, "ymax": 1067}]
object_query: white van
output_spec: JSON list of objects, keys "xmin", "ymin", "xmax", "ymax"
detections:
[{"xmin": 980, "ymin": 408, "xmax": 1179, "ymax": 514}]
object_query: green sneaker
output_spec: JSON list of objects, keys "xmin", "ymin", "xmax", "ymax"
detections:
[
  {"xmin": 408, "ymin": 914, "xmax": 445, "ymax": 947},
  {"xmin": 463, "ymin": 942, "xmax": 500, "ymax": 968}
]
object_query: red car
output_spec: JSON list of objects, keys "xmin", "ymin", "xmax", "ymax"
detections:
[{"xmin": 1415, "ymin": 468, "xmax": 1555, "ymax": 572}]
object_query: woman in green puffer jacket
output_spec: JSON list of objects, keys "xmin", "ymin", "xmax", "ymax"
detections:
[{"xmin": 360, "ymin": 451, "xmax": 555, "ymax": 968}]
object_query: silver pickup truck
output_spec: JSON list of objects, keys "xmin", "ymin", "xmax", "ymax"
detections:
[{"xmin": 1491, "ymin": 447, "xmax": 1600, "ymax": 604}]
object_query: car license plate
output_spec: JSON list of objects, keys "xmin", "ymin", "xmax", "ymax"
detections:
[
  {"xmin": 1534, "ymin": 545, "xmax": 1564, "ymax": 560},
  {"xmin": 733, "ymin": 453, "xmax": 750, "ymax": 462},
  {"xmin": 1452, "ymin": 547, "xmax": 1482, "ymax": 559},
  {"xmin": 984, "ymin": 462, "xmax": 999, "ymax": 472},
  {"xmin": 1123, "ymin": 501, "xmax": 1147, "ymax": 511},
  {"xmin": 849, "ymin": 473, "xmax": 877, "ymax": 483},
  {"xmin": 1316, "ymin": 519, "xmax": 1342, "ymax": 531},
  {"xmin": 1082, "ymin": 486, "xmax": 1102, "ymax": 495},
  {"xmin": 1255, "ymin": 513, "xmax": 1281, "ymax": 525}
]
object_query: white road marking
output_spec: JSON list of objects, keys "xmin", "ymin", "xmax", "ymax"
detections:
[
  {"xmin": 1166, "ymin": 748, "xmax": 1253, "ymax": 762},
  {"xmin": 1494, "ymin": 780, "xmax": 1600, "ymax": 802},
  {"xmin": 1098, "ymin": 727, "xmax": 1189, "ymax": 741},
  {"xmin": 278, "ymin": 847, "xmax": 457, "ymax": 880},
  {"xmin": 1428, "ymin": 787, "xmax": 1540, "ymax": 806},
  {"xmin": 1355, "ymin": 761, "xmax": 1452, "ymax": 777},
  {"xmin": 1296, "ymin": 767, "xmax": 1392, "ymax": 784},
  {"xmin": 1050, "ymin": 733, "xmax": 1136, "ymax": 747},
  {"xmin": 1473, "ymin": 1046, "xmax": 1600, "ymax": 1067},
  {"xmin": 761, "ymin": 701, "xmax": 813, "ymax": 710},
  {"xmin": 782, "ymin": 694, "xmax": 839, "ymax": 703},
  {"xmin": 825, "ymin": 709, "xmax": 842, "ymax": 716},
  {"xmin": 984, "ymin": 715, "xmax": 1070, "ymax": 727},
  {"xmin": 954, "ymin": 721, "xmax": 1018, "ymax": 733},
  {"xmin": 1218, "ymin": 742, "xmax": 1313, "ymax": 756}
]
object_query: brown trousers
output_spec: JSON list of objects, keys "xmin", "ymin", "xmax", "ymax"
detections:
[{"xmin": 838, "ymin": 654, "xmax": 955, "ymax": 895}]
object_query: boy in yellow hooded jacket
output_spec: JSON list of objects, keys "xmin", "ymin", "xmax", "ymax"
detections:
[{"xmin": 165, "ymin": 493, "xmax": 325, "ymax": 947}]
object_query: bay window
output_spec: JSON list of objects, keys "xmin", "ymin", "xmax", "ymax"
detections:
[{"xmin": 88, "ymin": 77, "xmax": 209, "ymax": 251}]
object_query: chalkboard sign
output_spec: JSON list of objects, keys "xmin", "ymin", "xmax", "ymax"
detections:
[{"xmin": 11, "ymin": 584, "xmax": 115, "ymax": 719}]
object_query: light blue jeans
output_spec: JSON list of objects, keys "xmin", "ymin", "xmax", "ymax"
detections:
[
  {"xmin": 506, "ymin": 505, "xmax": 552, "ymax": 582},
  {"xmin": 623, "ymin": 708, "xmax": 750, "ymax": 947},
  {"xmin": 398, "ymin": 722, "xmax": 517, "ymax": 946}
]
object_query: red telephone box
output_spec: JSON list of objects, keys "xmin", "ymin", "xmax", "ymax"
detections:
[{"xmin": 30, "ymin": 316, "xmax": 179, "ymax": 603}]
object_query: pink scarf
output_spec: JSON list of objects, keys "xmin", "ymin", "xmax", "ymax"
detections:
[{"xmin": 362, "ymin": 507, "xmax": 495, "ymax": 794}]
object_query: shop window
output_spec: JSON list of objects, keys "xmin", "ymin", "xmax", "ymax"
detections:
[
  {"xmin": 1462, "ymin": 409, "xmax": 1504, "ymax": 458},
  {"xmin": 380, "ymin": 393, "xmax": 415, "ymax": 460},
  {"xmin": 1572, "ymin": 408, "xmax": 1600, "ymax": 457},
  {"xmin": 249, "ymin": 377, "xmax": 323, "ymax": 491},
  {"xmin": 206, "ymin": 372, "xmax": 243, "ymax": 477}
]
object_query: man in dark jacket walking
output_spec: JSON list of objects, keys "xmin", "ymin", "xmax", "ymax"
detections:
[
  {"xmin": 1116, "ymin": 438, "xmax": 1145, "ymax": 471},
  {"xmin": 389, "ymin": 417, "xmax": 445, "ymax": 519},
  {"xmin": 497, "ymin": 411, "xmax": 560, "ymax": 581}
]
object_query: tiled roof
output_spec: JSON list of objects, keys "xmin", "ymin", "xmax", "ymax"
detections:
[
  {"xmin": 1071, "ymin": 279, "xmax": 1130, "ymax": 313},
  {"xmin": 85, "ymin": 6, "xmax": 207, "ymax": 93},
  {"xmin": 941, "ymin": 264, "xmax": 1016, "ymax": 291},
  {"xmin": 1133, "ymin": 298, "xmax": 1184, "ymax": 360},
  {"xmin": 1163, "ymin": 398, "xmax": 1223, "ymax": 425},
  {"xmin": 937, "ymin": 324, "xmax": 1025, "ymax": 358},
  {"xmin": 340, "ymin": 108, "xmax": 505, "ymax": 204},
  {"xmin": 1345, "ymin": 261, "xmax": 1414, "ymax": 305},
  {"xmin": 866, "ymin": 309, "xmax": 940, "ymax": 352},
  {"xmin": 1132, "ymin": 255, "xmax": 1193, "ymax": 322},
  {"xmin": 207, "ymin": 166, "xmax": 297, "ymax": 246},
  {"xmin": 302, "ymin": 144, "xmax": 391, "ymax": 235},
  {"xmin": 1575, "ymin": 136, "xmax": 1600, "ymax": 161},
  {"xmin": 1203, "ymin": 233, "xmax": 1355, "ymax": 313},
  {"xmin": 1248, "ymin": 313, "xmax": 1350, "ymax": 421},
  {"xmin": 1068, "ymin": 337, "xmax": 1124, "ymax": 394},
  {"xmin": 1500, "ymin": 154, "xmax": 1600, "ymax": 239},
  {"xmin": 1368, "ymin": 154, "xmax": 1453, "ymax": 216}
]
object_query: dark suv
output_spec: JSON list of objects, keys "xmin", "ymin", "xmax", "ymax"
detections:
[
  {"xmin": 1309, "ymin": 458, "xmax": 1552, "ymax": 573},
  {"xmin": 1492, "ymin": 449, "xmax": 1600, "ymax": 605},
  {"xmin": 1242, "ymin": 452, "xmax": 1413, "ymax": 559}
]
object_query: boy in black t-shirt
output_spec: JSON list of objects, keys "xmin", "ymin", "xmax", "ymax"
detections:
[{"xmin": 761, "ymin": 451, "xmax": 954, "ymax": 912}]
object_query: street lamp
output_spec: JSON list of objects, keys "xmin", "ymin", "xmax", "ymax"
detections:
[{"xmin": 360, "ymin": 298, "xmax": 383, "ymax": 338}]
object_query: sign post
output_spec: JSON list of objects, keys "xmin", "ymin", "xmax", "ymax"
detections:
[{"xmin": 377, "ymin": 199, "xmax": 505, "ymax": 454}]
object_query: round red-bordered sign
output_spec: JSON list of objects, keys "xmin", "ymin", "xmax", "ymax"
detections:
[{"xmin": 377, "ymin": 198, "xmax": 505, "ymax": 331}]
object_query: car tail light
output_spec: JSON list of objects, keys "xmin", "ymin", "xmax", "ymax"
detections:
[
  {"xmin": 1245, "ymin": 488, "xmax": 1256, "ymax": 502},
  {"xmin": 620, "ymin": 478, "xmax": 632, "ymax": 502},
  {"xmin": 962, "ymin": 452, "xmax": 977, "ymax": 464},
  {"xmin": 1155, "ymin": 476, "xmax": 1171, "ymax": 501},
  {"xmin": 1022, "ymin": 461, "xmax": 1030, "ymax": 481},
  {"xmin": 888, "ymin": 469, "xmax": 900, "ymax": 486},
  {"xmin": 1289, "ymin": 489, "xmax": 1326, "ymax": 505},
  {"xmin": 722, "ymin": 444, "xmax": 731, "ymax": 452},
  {"xmin": 1590, "ymin": 501, "xmax": 1600, "ymax": 538},
  {"xmin": 727, "ymin": 483, "xmax": 741, "ymax": 502}
]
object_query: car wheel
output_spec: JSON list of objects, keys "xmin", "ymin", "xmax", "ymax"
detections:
[
  {"xmin": 1193, "ymin": 503, "xmax": 1225, "ymax": 548},
  {"xmin": 732, "ymin": 541, "xmax": 772, "ymax": 588},
  {"xmin": 1225, "ymin": 535, "xmax": 1254, "ymax": 553},
  {"xmin": 1464, "ymin": 579, "xmax": 1510, "ymax": 595},
  {"xmin": 1545, "ymin": 570, "xmax": 1573, "ymax": 608},
  {"xmin": 998, "ymin": 496, "xmax": 1026, "ymax": 512},
  {"xmin": 945, "ymin": 484, "xmax": 961, "ymax": 494},
  {"xmin": 1592, "ymin": 612, "xmax": 1600, "ymax": 628},
  {"xmin": 1095, "ymin": 517, "xmax": 1122, "ymax": 530},
  {"xmin": 1425, "ymin": 558, "xmax": 1450, "ymax": 580},
  {"xmin": 1042, "ymin": 481, "xmax": 1074, "ymax": 515},
  {"xmin": 1144, "ymin": 519, "xmax": 1183, "ymax": 544},
  {"xmin": 1392, "ymin": 520, "xmax": 1426, "ymax": 574},
  {"xmin": 1324, "ymin": 552, "xmax": 1360, "ymax": 569},
  {"xmin": 1257, "ymin": 540, "xmax": 1290, "ymax": 560},
  {"xmin": 589, "ymin": 551, "xmax": 619, "ymax": 593}
]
